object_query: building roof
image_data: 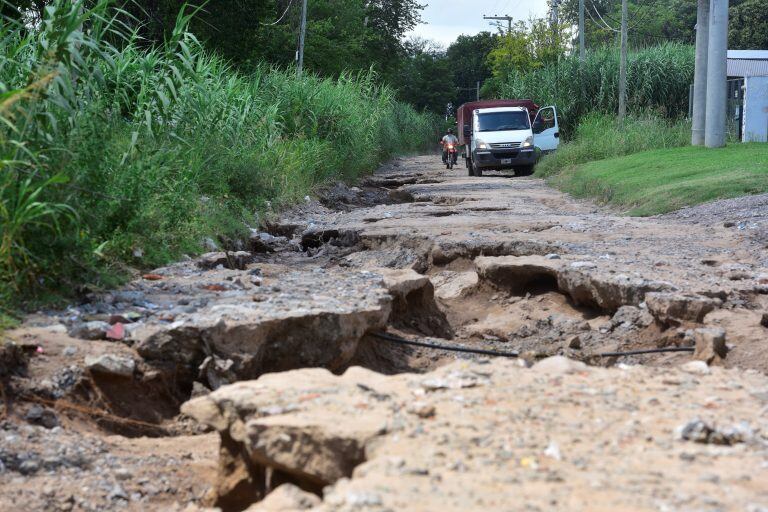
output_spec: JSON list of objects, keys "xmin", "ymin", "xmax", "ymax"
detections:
[{"xmin": 727, "ymin": 50, "xmax": 768, "ymax": 77}]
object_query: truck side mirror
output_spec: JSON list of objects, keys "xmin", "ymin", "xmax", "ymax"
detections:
[{"xmin": 463, "ymin": 124, "xmax": 471, "ymax": 137}]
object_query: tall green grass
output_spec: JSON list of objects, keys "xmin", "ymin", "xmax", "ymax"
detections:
[
  {"xmin": 498, "ymin": 43, "xmax": 695, "ymax": 135},
  {"xmin": 536, "ymin": 113, "xmax": 691, "ymax": 177},
  {"xmin": 0, "ymin": 0, "xmax": 438, "ymax": 305}
]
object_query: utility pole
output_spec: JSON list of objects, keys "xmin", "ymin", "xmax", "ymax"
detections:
[
  {"xmin": 477, "ymin": 81, "xmax": 481, "ymax": 101},
  {"xmin": 704, "ymin": 0, "xmax": 729, "ymax": 148},
  {"xmin": 551, "ymin": 0, "xmax": 559, "ymax": 26},
  {"xmin": 297, "ymin": 0, "xmax": 308, "ymax": 77},
  {"xmin": 550, "ymin": 0, "xmax": 560, "ymax": 47},
  {"xmin": 618, "ymin": 0, "xmax": 628, "ymax": 125},
  {"xmin": 578, "ymin": 0, "xmax": 585, "ymax": 62},
  {"xmin": 691, "ymin": 0, "xmax": 709, "ymax": 145},
  {"xmin": 483, "ymin": 15, "xmax": 513, "ymax": 35}
]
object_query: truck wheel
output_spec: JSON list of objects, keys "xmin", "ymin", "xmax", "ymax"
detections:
[
  {"xmin": 473, "ymin": 161, "xmax": 483, "ymax": 177},
  {"xmin": 515, "ymin": 165, "xmax": 534, "ymax": 176}
]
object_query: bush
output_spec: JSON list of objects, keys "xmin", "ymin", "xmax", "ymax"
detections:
[
  {"xmin": 536, "ymin": 113, "xmax": 691, "ymax": 177},
  {"xmin": 498, "ymin": 43, "xmax": 695, "ymax": 136},
  {"xmin": 0, "ymin": 1, "xmax": 438, "ymax": 304}
]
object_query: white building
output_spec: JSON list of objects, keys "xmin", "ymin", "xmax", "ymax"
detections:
[{"xmin": 728, "ymin": 50, "xmax": 768, "ymax": 143}]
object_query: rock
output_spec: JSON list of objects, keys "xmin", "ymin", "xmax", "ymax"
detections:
[
  {"xmin": 377, "ymin": 268, "xmax": 453, "ymax": 337},
  {"xmin": 677, "ymin": 418, "xmax": 753, "ymax": 445},
  {"xmin": 191, "ymin": 381, "xmax": 211, "ymax": 398},
  {"xmin": 68, "ymin": 321, "xmax": 111, "ymax": 340},
  {"xmin": 108, "ymin": 484, "xmax": 128, "ymax": 501},
  {"xmin": 565, "ymin": 335, "xmax": 581, "ymax": 350},
  {"xmin": 134, "ymin": 270, "xmax": 392, "ymax": 381},
  {"xmin": 25, "ymin": 405, "xmax": 59, "ymax": 429},
  {"xmin": 114, "ymin": 468, "xmax": 132, "ymax": 481},
  {"xmin": 693, "ymin": 328, "xmax": 727, "ymax": 364},
  {"xmin": 182, "ymin": 367, "xmax": 391, "ymax": 508},
  {"xmin": 85, "ymin": 354, "xmax": 136, "ymax": 378},
  {"xmin": 244, "ymin": 484, "xmax": 321, "ymax": 511},
  {"xmin": 680, "ymin": 360, "xmax": 711, "ymax": 375},
  {"xmin": 62, "ymin": 346, "xmax": 78, "ymax": 357},
  {"xmin": 761, "ymin": 313, "xmax": 768, "ymax": 328},
  {"xmin": 545, "ymin": 253, "xmax": 561, "ymax": 260},
  {"xmin": 645, "ymin": 293, "xmax": 721, "ymax": 324},
  {"xmin": 611, "ymin": 305, "xmax": 653, "ymax": 329},
  {"xmin": 198, "ymin": 355, "xmax": 236, "ymax": 390},
  {"xmin": 531, "ymin": 356, "xmax": 588, "ymax": 375},
  {"xmin": 197, "ymin": 251, "xmax": 254, "ymax": 270},
  {"xmin": 406, "ymin": 401, "xmax": 436, "ymax": 418},
  {"xmin": 19, "ymin": 459, "xmax": 40, "ymax": 475},
  {"xmin": 570, "ymin": 261, "xmax": 597, "ymax": 270}
]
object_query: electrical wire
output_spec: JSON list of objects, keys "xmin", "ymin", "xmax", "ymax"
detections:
[
  {"xmin": 588, "ymin": 0, "xmax": 620, "ymax": 32},
  {"xmin": 262, "ymin": 0, "xmax": 295, "ymax": 26},
  {"xmin": 371, "ymin": 332, "xmax": 696, "ymax": 359}
]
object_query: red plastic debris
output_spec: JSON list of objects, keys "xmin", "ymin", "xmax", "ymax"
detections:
[
  {"xmin": 106, "ymin": 322, "xmax": 125, "ymax": 341},
  {"xmin": 202, "ymin": 284, "xmax": 227, "ymax": 292}
]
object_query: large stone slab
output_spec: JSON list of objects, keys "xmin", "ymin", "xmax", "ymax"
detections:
[{"xmin": 134, "ymin": 270, "xmax": 392, "ymax": 380}]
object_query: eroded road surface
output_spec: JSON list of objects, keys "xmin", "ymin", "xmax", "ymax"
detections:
[{"xmin": 2, "ymin": 156, "xmax": 768, "ymax": 511}]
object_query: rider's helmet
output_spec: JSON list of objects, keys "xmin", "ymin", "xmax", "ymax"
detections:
[{"xmin": 448, "ymin": 128, "xmax": 454, "ymax": 134}]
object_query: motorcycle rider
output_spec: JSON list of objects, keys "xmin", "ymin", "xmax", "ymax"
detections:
[{"xmin": 440, "ymin": 128, "xmax": 459, "ymax": 164}]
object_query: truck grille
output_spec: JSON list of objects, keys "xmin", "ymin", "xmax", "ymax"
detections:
[{"xmin": 490, "ymin": 142, "xmax": 521, "ymax": 149}]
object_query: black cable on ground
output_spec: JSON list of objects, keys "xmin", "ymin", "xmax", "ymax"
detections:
[
  {"xmin": 598, "ymin": 347, "xmax": 695, "ymax": 357},
  {"xmin": 371, "ymin": 332, "xmax": 695, "ymax": 359},
  {"xmin": 371, "ymin": 332, "xmax": 521, "ymax": 358}
]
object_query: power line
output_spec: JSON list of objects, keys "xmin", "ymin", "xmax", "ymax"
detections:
[{"xmin": 261, "ymin": 0, "xmax": 295, "ymax": 26}]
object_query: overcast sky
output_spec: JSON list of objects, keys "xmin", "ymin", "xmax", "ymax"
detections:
[{"xmin": 407, "ymin": 0, "xmax": 550, "ymax": 47}]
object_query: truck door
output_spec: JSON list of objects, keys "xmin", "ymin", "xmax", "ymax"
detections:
[{"xmin": 532, "ymin": 106, "xmax": 560, "ymax": 154}]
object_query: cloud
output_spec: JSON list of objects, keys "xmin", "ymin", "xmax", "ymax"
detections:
[{"xmin": 407, "ymin": 0, "xmax": 549, "ymax": 46}]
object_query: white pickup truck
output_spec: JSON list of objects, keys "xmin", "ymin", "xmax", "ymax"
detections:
[{"xmin": 457, "ymin": 100, "xmax": 560, "ymax": 177}]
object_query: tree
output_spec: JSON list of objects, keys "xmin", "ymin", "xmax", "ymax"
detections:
[
  {"xmin": 730, "ymin": 0, "xmax": 768, "ymax": 49},
  {"xmin": 118, "ymin": 0, "xmax": 424, "ymax": 80},
  {"xmin": 394, "ymin": 38, "xmax": 454, "ymax": 114},
  {"xmin": 486, "ymin": 18, "xmax": 570, "ymax": 81},
  {"xmin": 446, "ymin": 32, "xmax": 497, "ymax": 105}
]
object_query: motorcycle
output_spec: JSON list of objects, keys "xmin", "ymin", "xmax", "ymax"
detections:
[{"xmin": 443, "ymin": 142, "xmax": 458, "ymax": 170}]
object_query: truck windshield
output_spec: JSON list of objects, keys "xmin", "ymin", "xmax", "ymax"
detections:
[{"xmin": 477, "ymin": 111, "xmax": 530, "ymax": 132}]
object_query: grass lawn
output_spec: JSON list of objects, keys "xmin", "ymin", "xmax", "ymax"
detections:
[{"xmin": 551, "ymin": 143, "xmax": 768, "ymax": 216}]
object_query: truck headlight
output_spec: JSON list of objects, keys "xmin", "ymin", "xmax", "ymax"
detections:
[
  {"xmin": 522, "ymin": 136, "xmax": 533, "ymax": 148},
  {"xmin": 476, "ymin": 139, "xmax": 489, "ymax": 150}
]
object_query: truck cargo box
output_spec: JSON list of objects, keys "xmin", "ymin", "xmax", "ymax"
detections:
[{"xmin": 457, "ymin": 100, "xmax": 539, "ymax": 145}]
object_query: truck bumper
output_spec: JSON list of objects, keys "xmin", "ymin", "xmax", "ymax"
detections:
[{"xmin": 474, "ymin": 148, "xmax": 536, "ymax": 169}]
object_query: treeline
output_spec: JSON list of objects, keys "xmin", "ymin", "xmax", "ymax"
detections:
[
  {"xmin": 404, "ymin": 0, "xmax": 766, "ymax": 116},
  {"xmin": 0, "ymin": 0, "xmax": 437, "ymax": 305},
  {"xmin": 1, "ymin": 0, "xmax": 424, "ymax": 82}
]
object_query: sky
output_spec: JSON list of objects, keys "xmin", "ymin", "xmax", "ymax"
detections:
[{"xmin": 408, "ymin": 0, "xmax": 550, "ymax": 48}]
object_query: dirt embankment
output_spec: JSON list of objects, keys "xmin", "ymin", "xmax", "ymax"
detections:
[{"xmin": 1, "ymin": 156, "xmax": 767, "ymax": 511}]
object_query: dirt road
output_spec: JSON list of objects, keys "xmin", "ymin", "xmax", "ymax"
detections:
[{"xmin": 2, "ymin": 155, "xmax": 767, "ymax": 511}]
